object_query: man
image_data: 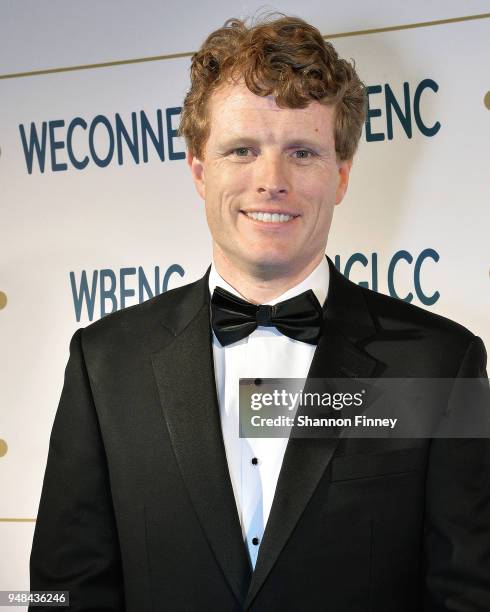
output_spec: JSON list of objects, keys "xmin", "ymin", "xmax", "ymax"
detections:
[{"xmin": 30, "ymin": 15, "xmax": 489, "ymax": 612}]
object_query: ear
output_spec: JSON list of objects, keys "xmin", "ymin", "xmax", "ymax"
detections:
[
  {"xmin": 187, "ymin": 151, "xmax": 206, "ymax": 200},
  {"xmin": 335, "ymin": 158, "xmax": 352, "ymax": 205}
]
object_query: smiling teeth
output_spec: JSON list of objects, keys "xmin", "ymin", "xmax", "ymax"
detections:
[{"xmin": 246, "ymin": 212, "xmax": 292, "ymax": 223}]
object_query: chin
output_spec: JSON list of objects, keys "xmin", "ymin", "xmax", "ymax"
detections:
[{"xmin": 247, "ymin": 254, "xmax": 296, "ymax": 275}]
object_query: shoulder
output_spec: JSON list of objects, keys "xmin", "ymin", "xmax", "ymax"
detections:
[
  {"xmin": 361, "ymin": 284, "xmax": 474, "ymax": 339},
  {"xmin": 358, "ymin": 283, "xmax": 486, "ymax": 373},
  {"xmin": 77, "ymin": 275, "xmax": 207, "ymax": 355}
]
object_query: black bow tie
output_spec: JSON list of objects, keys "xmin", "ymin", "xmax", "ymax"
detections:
[{"xmin": 210, "ymin": 286, "xmax": 324, "ymax": 347}]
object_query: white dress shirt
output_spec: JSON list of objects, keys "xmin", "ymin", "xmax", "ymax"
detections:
[{"xmin": 209, "ymin": 257, "xmax": 329, "ymax": 568}]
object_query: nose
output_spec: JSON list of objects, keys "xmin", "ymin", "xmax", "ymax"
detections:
[{"xmin": 255, "ymin": 153, "xmax": 290, "ymax": 198}]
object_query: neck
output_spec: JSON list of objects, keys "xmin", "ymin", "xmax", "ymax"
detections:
[{"xmin": 213, "ymin": 250, "xmax": 325, "ymax": 304}]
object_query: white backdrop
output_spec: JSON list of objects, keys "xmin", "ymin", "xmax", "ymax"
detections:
[{"xmin": 1, "ymin": 1, "xmax": 489, "ymax": 605}]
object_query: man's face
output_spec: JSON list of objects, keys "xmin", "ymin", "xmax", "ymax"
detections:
[{"xmin": 188, "ymin": 82, "xmax": 352, "ymax": 279}]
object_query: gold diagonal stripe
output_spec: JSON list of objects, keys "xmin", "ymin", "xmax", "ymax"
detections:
[
  {"xmin": 323, "ymin": 12, "xmax": 490, "ymax": 39},
  {"xmin": 0, "ymin": 12, "xmax": 489, "ymax": 80},
  {"xmin": 0, "ymin": 50, "xmax": 193, "ymax": 80},
  {"xmin": 0, "ymin": 518, "xmax": 36, "ymax": 522}
]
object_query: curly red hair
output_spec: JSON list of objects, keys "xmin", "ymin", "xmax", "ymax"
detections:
[{"xmin": 179, "ymin": 14, "xmax": 366, "ymax": 161}]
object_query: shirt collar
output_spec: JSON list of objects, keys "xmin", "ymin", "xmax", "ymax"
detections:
[{"xmin": 208, "ymin": 255, "xmax": 329, "ymax": 308}]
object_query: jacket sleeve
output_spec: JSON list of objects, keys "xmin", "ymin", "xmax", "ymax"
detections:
[
  {"xmin": 424, "ymin": 336, "xmax": 490, "ymax": 611},
  {"xmin": 29, "ymin": 329, "xmax": 125, "ymax": 612}
]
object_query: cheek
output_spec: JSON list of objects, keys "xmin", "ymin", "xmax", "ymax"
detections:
[
  {"xmin": 300, "ymin": 178, "xmax": 337, "ymax": 217},
  {"xmin": 203, "ymin": 185, "xmax": 242, "ymax": 231},
  {"xmin": 206, "ymin": 167, "xmax": 249, "ymax": 211}
]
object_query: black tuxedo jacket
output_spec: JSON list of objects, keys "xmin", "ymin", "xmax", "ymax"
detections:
[{"xmin": 30, "ymin": 257, "xmax": 490, "ymax": 612}]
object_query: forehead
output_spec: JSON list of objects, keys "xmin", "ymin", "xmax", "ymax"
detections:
[{"xmin": 206, "ymin": 81, "xmax": 335, "ymax": 143}]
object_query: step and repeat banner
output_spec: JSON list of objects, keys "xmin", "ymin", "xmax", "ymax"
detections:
[{"xmin": 1, "ymin": 1, "xmax": 489, "ymax": 602}]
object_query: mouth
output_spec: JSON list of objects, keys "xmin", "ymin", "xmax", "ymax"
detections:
[{"xmin": 241, "ymin": 210, "xmax": 299, "ymax": 224}]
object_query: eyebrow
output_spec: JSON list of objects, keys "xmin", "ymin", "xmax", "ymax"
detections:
[
  {"xmin": 216, "ymin": 137, "xmax": 260, "ymax": 150},
  {"xmin": 216, "ymin": 136, "xmax": 329, "ymax": 152}
]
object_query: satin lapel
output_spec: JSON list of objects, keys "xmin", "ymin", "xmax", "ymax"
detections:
[
  {"xmin": 151, "ymin": 274, "xmax": 251, "ymax": 606},
  {"xmin": 245, "ymin": 257, "xmax": 384, "ymax": 609}
]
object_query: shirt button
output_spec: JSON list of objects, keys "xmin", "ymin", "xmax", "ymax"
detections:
[
  {"xmin": 252, "ymin": 537, "xmax": 260, "ymax": 546},
  {"xmin": 251, "ymin": 457, "xmax": 259, "ymax": 465},
  {"xmin": 254, "ymin": 378, "xmax": 262, "ymax": 386}
]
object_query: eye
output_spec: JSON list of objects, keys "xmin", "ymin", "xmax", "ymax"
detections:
[
  {"xmin": 232, "ymin": 147, "xmax": 252, "ymax": 157},
  {"xmin": 292, "ymin": 149, "xmax": 314, "ymax": 159}
]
